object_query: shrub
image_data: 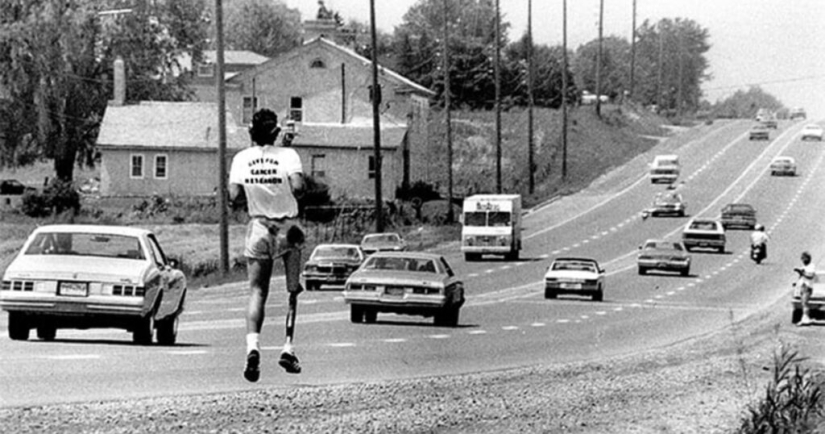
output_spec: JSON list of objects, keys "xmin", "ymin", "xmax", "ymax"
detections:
[
  {"xmin": 395, "ymin": 180, "xmax": 442, "ymax": 204},
  {"xmin": 737, "ymin": 345, "xmax": 824, "ymax": 433},
  {"xmin": 20, "ymin": 179, "xmax": 81, "ymax": 217}
]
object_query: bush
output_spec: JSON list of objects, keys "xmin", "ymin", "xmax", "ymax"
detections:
[
  {"xmin": 395, "ymin": 180, "xmax": 442, "ymax": 204},
  {"xmin": 21, "ymin": 179, "xmax": 80, "ymax": 217}
]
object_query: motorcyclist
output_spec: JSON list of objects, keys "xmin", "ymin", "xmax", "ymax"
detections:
[{"xmin": 750, "ymin": 224, "xmax": 769, "ymax": 261}]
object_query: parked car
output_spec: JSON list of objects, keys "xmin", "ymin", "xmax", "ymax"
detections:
[
  {"xmin": 682, "ymin": 218, "xmax": 726, "ymax": 253},
  {"xmin": 770, "ymin": 156, "xmax": 797, "ymax": 176},
  {"xmin": 0, "ymin": 224, "xmax": 187, "ymax": 345},
  {"xmin": 749, "ymin": 124, "xmax": 770, "ymax": 141},
  {"xmin": 789, "ymin": 107, "xmax": 807, "ymax": 121},
  {"xmin": 648, "ymin": 191, "xmax": 686, "ymax": 217},
  {"xmin": 720, "ymin": 203, "xmax": 757, "ymax": 230},
  {"xmin": 0, "ymin": 179, "xmax": 36, "ymax": 196},
  {"xmin": 800, "ymin": 124, "xmax": 823, "ymax": 141},
  {"xmin": 543, "ymin": 257, "xmax": 605, "ymax": 301},
  {"xmin": 343, "ymin": 252, "xmax": 464, "ymax": 326},
  {"xmin": 637, "ymin": 240, "xmax": 691, "ymax": 276},
  {"xmin": 360, "ymin": 232, "xmax": 408, "ymax": 255},
  {"xmin": 302, "ymin": 244, "xmax": 364, "ymax": 291}
]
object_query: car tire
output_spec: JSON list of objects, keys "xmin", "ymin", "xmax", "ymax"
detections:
[
  {"xmin": 506, "ymin": 250, "xmax": 519, "ymax": 261},
  {"xmin": 8, "ymin": 312, "xmax": 29, "ymax": 341},
  {"xmin": 592, "ymin": 289, "xmax": 603, "ymax": 302},
  {"xmin": 465, "ymin": 253, "xmax": 480, "ymax": 262},
  {"xmin": 434, "ymin": 307, "xmax": 460, "ymax": 327},
  {"xmin": 544, "ymin": 288, "xmax": 557, "ymax": 299},
  {"xmin": 638, "ymin": 267, "xmax": 646, "ymax": 275},
  {"xmin": 132, "ymin": 314, "xmax": 155, "ymax": 345},
  {"xmin": 364, "ymin": 310, "xmax": 377, "ymax": 324},
  {"xmin": 37, "ymin": 325, "xmax": 56, "ymax": 341},
  {"xmin": 792, "ymin": 308, "xmax": 802, "ymax": 324},
  {"xmin": 681, "ymin": 268, "xmax": 690, "ymax": 277},
  {"xmin": 350, "ymin": 305, "xmax": 364, "ymax": 323},
  {"xmin": 305, "ymin": 281, "xmax": 318, "ymax": 291},
  {"xmin": 156, "ymin": 315, "xmax": 179, "ymax": 346}
]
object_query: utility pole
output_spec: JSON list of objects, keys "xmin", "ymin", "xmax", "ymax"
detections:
[
  {"xmin": 527, "ymin": 0, "xmax": 535, "ymax": 195},
  {"xmin": 629, "ymin": 0, "xmax": 637, "ymax": 100},
  {"xmin": 494, "ymin": 0, "xmax": 502, "ymax": 193},
  {"xmin": 595, "ymin": 0, "xmax": 604, "ymax": 117},
  {"xmin": 562, "ymin": 0, "xmax": 568, "ymax": 179},
  {"xmin": 657, "ymin": 22, "xmax": 664, "ymax": 112},
  {"xmin": 215, "ymin": 0, "xmax": 229, "ymax": 275},
  {"xmin": 677, "ymin": 24, "xmax": 684, "ymax": 116},
  {"xmin": 443, "ymin": 0, "xmax": 454, "ymax": 222},
  {"xmin": 369, "ymin": 0, "xmax": 383, "ymax": 232}
]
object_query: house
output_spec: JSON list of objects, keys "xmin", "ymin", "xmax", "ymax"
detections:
[
  {"xmin": 184, "ymin": 50, "xmax": 270, "ymax": 102},
  {"xmin": 189, "ymin": 32, "xmax": 435, "ymax": 200},
  {"xmin": 95, "ymin": 101, "xmax": 248, "ymax": 197}
]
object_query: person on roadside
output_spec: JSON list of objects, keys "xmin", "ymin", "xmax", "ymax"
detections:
[
  {"xmin": 229, "ymin": 108, "xmax": 306, "ymax": 381},
  {"xmin": 794, "ymin": 251, "xmax": 816, "ymax": 326}
]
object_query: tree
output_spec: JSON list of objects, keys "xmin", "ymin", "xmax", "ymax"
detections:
[
  {"xmin": 504, "ymin": 34, "xmax": 577, "ymax": 109},
  {"xmin": 392, "ymin": 0, "xmax": 510, "ymax": 109},
  {"xmin": 573, "ymin": 36, "xmax": 630, "ymax": 100},
  {"xmin": 711, "ymin": 86, "xmax": 784, "ymax": 119},
  {"xmin": 0, "ymin": 0, "xmax": 209, "ymax": 181},
  {"xmin": 223, "ymin": 0, "xmax": 301, "ymax": 58}
]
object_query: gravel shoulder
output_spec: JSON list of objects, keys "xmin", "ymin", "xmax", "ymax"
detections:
[{"xmin": 2, "ymin": 293, "xmax": 821, "ymax": 434}]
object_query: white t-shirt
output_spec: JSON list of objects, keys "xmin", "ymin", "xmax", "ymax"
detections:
[
  {"xmin": 750, "ymin": 231, "xmax": 768, "ymax": 245},
  {"xmin": 799, "ymin": 263, "xmax": 816, "ymax": 289},
  {"xmin": 229, "ymin": 145, "xmax": 303, "ymax": 219}
]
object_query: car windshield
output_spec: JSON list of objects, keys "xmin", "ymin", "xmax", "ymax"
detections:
[
  {"xmin": 24, "ymin": 232, "xmax": 144, "ymax": 259},
  {"xmin": 363, "ymin": 234, "xmax": 400, "ymax": 244},
  {"xmin": 463, "ymin": 211, "xmax": 511, "ymax": 227},
  {"xmin": 728, "ymin": 204, "xmax": 753, "ymax": 212},
  {"xmin": 552, "ymin": 261, "xmax": 597, "ymax": 272},
  {"xmin": 362, "ymin": 256, "xmax": 439, "ymax": 273},
  {"xmin": 313, "ymin": 246, "xmax": 360, "ymax": 259},
  {"xmin": 645, "ymin": 241, "xmax": 682, "ymax": 251}
]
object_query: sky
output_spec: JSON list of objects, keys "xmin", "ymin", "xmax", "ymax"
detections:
[{"xmin": 285, "ymin": 0, "xmax": 825, "ymax": 118}]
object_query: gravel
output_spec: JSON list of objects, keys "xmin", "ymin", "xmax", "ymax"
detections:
[{"xmin": 3, "ymin": 297, "xmax": 821, "ymax": 434}]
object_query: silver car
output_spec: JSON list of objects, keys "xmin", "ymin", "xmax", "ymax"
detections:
[{"xmin": 1, "ymin": 225, "xmax": 187, "ymax": 345}]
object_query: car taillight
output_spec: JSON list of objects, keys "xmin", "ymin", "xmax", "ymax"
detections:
[
  {"xmin": 109, "ymin": 284, "xmax": 144, "ymax": 297},
  {"xmin": 2, "ymin": 280, "xmax": 34, "ymax": 291}
]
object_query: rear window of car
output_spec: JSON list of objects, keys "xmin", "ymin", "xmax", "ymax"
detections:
[
  {"xmin": 363, "ymin": 234, "xmax": 400, "ymax": 244},
  {"xmin": 689, "ymin": 221, "xmax": 718, "ymax": 230},
  {"xmin": 363, "ymin": 256, "xmax": 438, "ymax": 273},
  {"xmin": 24, "ymin": 232, "xmax": 144, "ymax": 259},
  {"xmin": 645, "ymin": 242, "xmax": 682, "ymax": 251},
  {"xmin": 552, "ymin": 261, "xmax": 597, "ymax": 272},
  {"xmin": 313, "ymin": 247, "xmax": 360, "ymax": 259}
]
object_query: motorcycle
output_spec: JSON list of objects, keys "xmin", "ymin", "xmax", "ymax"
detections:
[{"xmin": 750, "ymin": 243, "xmax": 766, "ymax": 264}]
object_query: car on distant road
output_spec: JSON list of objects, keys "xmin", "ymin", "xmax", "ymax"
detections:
[
  {"xmin": 0, "ymin": 179, "xmax": 36, "ymax": 196},
  {"xmin": 760, "ymin": 117, "xmax": 778, "ymax": 129},
  {"xmin": 789, "ymin": 107, "xmax": 807, "ymax": 121},
  {"xmin": 0, "ymin": 224, "xmax": 187, "ymax": 345},
  {"xmin": 360, "ymin": 232, "xmax": 408, "ymax": 255},
  {"xmin": 749, "ymin": 124, "xmax": 770, "ymax": 141},
  {"xmin": 800, "ymin": 124, "xmax": 823, "ymax": 141},
  {"xmin": 649, "ymin": 154, "xmax": 680, "ymax": 184},
  {"xmin": 637, "ymin": 240, "xmax": 691, "ymax": 276},
  {"xmin": 302, "ymin": 244, "xmax": 365, "ymax": 291},
  {"xmin": 770, "ymin": 156, "xmax": 797, "ymax": 176},
  {"xmin": 648, "ymin": 191, "xmax": 686, "ymax": 217},
  {"xmin": 544, "ymin": 257, "xmax": 605, "ymax": 301},
  {"xmin": 720, "ymin": 203, "xmax": 757, "ymax": 230},
  {"xmin": 682, "ymin": 218, "xmax": 726, "ymax": 253},
  {"xmin": 343, "ymin": 252, "xmax": 464, "ymax": 326}
]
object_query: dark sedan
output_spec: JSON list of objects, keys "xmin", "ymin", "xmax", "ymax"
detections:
[
  {"xmin": 637, "ymin": 240, "xmax": 691, "ymax": 276},
  {"xmin": 302, "ymin": 244, "xmax": 365, "ymax": 291},
  {"xmin": 720, "ymin": 203, "xmax": 757, "ymax": 230}
]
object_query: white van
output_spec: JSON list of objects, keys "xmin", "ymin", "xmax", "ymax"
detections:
[{"xmin": 649, "ymin": 155, "xmax": 680, "ymax": 184}]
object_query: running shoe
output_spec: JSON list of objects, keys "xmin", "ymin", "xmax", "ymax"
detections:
[
  {"xmin": 278, "ymin": 350, "xmax": 301, "ymax": 374},
  {"xmin": 244, "ymin": 349, "xmax": 261, "ymax": 382}
]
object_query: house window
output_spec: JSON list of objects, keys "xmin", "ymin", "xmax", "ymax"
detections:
[
  {"xmin": 154, "ymin": 154, "xmax": 168, "ymax": 179},
  {"xmin": 289, "ymin": 97, "xmax": 303, "ymax": 122},
  {"xmin": 243, "ymin": 96, "xmax": 258, "ymax": 124},
  {"xmin": 131, "ymin": 154, "xmax": 144, "ymax": 179},
  {"xmin": 310, "ymin": 58, "xmax": 326, "ymax": 69},
  {"xmin": 197, "ymin": 63, "xmax": 214, "ymax": 77},
  {"xmin": 311, "ymin": 154, "xmax": 326, "ymax": 178},
  {"xmin": 368, "ymin": 155, "xmax": 376, "ymax": 179}
]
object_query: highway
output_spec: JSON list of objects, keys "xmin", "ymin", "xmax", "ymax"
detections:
[{"xmin": 3, "ymin": 119, "xmax": 825, "ymax": 408}]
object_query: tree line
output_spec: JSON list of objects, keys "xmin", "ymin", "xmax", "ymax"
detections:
[{"xmin": 0, "ymin": 0, "xmax": 718, "ymax": 183}]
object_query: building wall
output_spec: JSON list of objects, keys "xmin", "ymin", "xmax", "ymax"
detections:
[
  {"xmin": 100, "ymin": 145, "xmax": 400, "ymax": 200},
  {"xmin": 293, "ymin": 145, "xmax": 400, "ymax": 200},
  {"xmin": 99, "ymin": 148, "xmax": 235, "ymax": 197}
]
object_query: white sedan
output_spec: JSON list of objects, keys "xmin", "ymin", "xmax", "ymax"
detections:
[
  {"xmin": 544, "ymin": 257, "xmax": 604, "ymax": 301},
  {"xmin": 1, "ymin": 224, "xmax": 187, "ymax": 345},
  {"xmin": 801, "ymin": 124, "xmax": 823, "ymax": 141},
  {"xmin": 770, "ymin": 156, "xmax": 797, "ymax": 176}
]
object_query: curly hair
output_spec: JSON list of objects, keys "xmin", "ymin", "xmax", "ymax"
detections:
[{"xmin": 249, "ymin": 109, "xmax": 281, "ymax": 145}]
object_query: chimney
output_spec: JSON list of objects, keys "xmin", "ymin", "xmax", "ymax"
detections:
[
  {"xmin": 303, "ymin": 19, "xmax": 338, "ymax": 43},
  {"xmin": 111, "ymin": 56, "xmax": 125, "ymax": 106}
]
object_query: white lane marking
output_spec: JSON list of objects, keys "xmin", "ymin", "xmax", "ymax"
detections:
[
  {"xmin": 557, "ymin": 319, "xmax": 571, "ymax": 323},
  {"xmin": 45, "ymin": 354, "xmax": 101, "ymax": 360},
  {"xmin": 502, "ymin": 326, "xmax": 519, "ymax": 331},
  {"xmin": 595, "ymin": 311, "xmax": 607, "ymax": 316},
  {"xmin": 468, "ymin": 330, "xmax": 487, "ymax": 335},
  {"xmin": 328, "ymin": 343, "xmax": 356, "ymax": 348},
  {"xmin": 384, "ymin": 338, "xmax": 407, "ymax": 343},
  {"xmin": 429, "ymin": 334, "xmax": 450, "ymax": 339},
  {"xmin": 531, "ymin": 322, "xmax": 546, "ymax": 327},
  {"xmin": 168, "ymin": 350, "xmax": 209, "ymax": 355}
]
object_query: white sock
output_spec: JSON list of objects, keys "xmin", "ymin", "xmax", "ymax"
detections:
[
  {"xmin": 246, "ymin": 333, "xmax": 260, "ymax": 354},
  {"xmin": 282, "ymin": 342, "xmax": 294, "ymax": 354}
]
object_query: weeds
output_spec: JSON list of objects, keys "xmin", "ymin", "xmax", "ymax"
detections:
[{"xmin": 737, "ymin": 345, "xmax": 824, "ymax": 433}]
